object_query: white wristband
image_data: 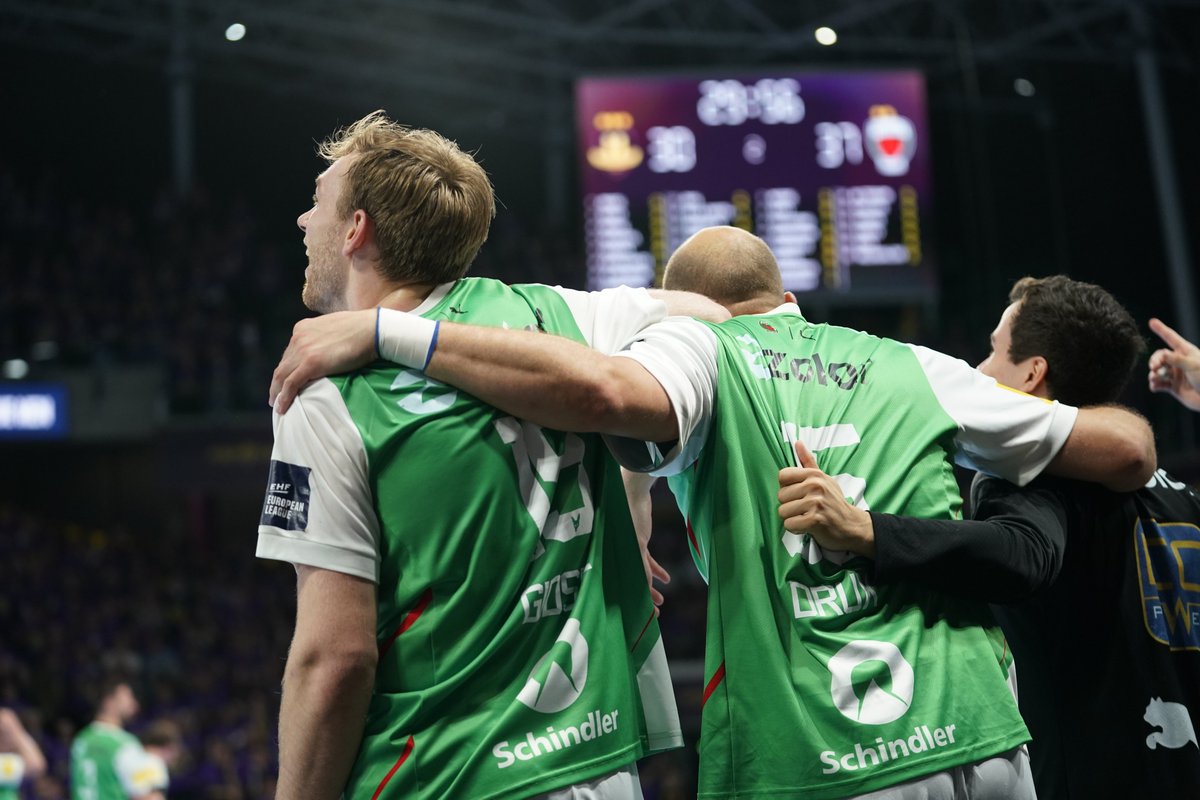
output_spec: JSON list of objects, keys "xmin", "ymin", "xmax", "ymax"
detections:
[{"xmin": 376, "ymin": 308, "xmax": 440, "ymax": 370}]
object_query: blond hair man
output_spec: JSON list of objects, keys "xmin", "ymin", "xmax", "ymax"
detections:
[{"xmin": 256, "ymin": 112, "xmax": 740, "ymax": 799}]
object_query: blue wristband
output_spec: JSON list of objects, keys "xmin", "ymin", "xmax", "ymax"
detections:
[
  {"xmin": 375, "ymin": 307, "xmax": 383, "ymax": 359},
  {"xmin": 423, "ymin": 321, "xmax": 441, "ymax": 370}
]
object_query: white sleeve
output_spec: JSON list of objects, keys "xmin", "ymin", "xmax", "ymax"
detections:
[
  {"xmin": 908, "ymin": 344, "xmax": 1079, "ymax": 486},
  {"xmin": 114, "ymin": 744, "xmax": 167, "ymax": 797},
  {"xmin": 548, "ymin": 285, "xmax": 668, "ymax": 354},
  {"xmin": 256, "ymin": 378, "xmax": 381, "ymax": 582},
  {"xmin": 0, "ymin": 754, "xmax": 24, "ymax": 788},
  {"xmin": 603, "ymin": 317, "xmax": 719, "ymax": 476}
]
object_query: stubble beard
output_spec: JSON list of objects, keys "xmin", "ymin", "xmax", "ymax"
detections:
[{"xmin": 301, "ymin": 232, "xmax": 348, "ymax": 314}]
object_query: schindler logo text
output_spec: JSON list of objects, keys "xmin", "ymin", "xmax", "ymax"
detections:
[
  {"xmin": 820, "ymin": 722, "xmax": 959, "ymax": 775},
  {"xmin": 493, "ymin": 709, "xmax": 620, "ymax": 769}
]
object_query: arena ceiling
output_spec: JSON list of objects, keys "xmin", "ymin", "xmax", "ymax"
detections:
[{"xmin": 2, "ymin": 0, "xmax": 1196, "ymax": 141}]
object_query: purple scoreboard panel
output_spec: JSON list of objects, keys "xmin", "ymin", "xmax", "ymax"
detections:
[{"xmin": 577, "ymin": 71, "xmax": 934, "ymax": 301}]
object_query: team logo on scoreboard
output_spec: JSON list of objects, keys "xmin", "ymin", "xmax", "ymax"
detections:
[
  {"xmin": 1134, "ymin": 519, "xmax": 1200, "ymax": 651},
  {"xmin": 863, "ymin": 105, "xmax": 917, "ymax": 177},
  {"xmin": 587, "ymin": 111, "xmax": 644, "ymax": 174}
]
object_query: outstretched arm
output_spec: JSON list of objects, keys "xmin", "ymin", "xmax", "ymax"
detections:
[
  {"xmin": 1045, "ymin": 405, "xmax": 1155, "ymax": 492},
  {"xmin": 269, "ymin": 289, "xmax": 726, "ymax": 414},
  {"xmin": 777, "ymin": 441, "xmax": 1066, "ymax": 603},
  {"xmin": 422, "ymin": 321, "xmax": 679, "ymax": 441},
  {"xmin": 1148, "ymin": 317, "xmax": 1200, "ymax": 411}
]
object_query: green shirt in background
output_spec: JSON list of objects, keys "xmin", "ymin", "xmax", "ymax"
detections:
[{"xmin": 70, "ymin": 723, "xmax": 140, "ymax": 800}]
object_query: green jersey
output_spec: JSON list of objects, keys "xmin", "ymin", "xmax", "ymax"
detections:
[
  {"xmin": 614, "ymin": 308, "xmax": 1076, "ymax": 799},
  {"xmin": 70, "ymin": 723, "xmax": 142, "ymax": 800},
  {"xmin": 258, "ymin": 279, "xmax": 681, "ymax": 799}
]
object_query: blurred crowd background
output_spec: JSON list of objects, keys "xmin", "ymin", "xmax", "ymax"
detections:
[{"xmin": 3, "ymin": 2, "xmax": 1200, "ymax": 797}]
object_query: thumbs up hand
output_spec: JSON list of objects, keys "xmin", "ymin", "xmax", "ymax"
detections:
[{"xmin": 778, "ymin": 440, "xmax": 876, "ymax": 558}]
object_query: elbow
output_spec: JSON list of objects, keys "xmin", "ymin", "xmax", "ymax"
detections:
[
  {"xmin": 989, "ymin": 544, "xmax": 1063, "ymax": 605},
  {"xmin": 582, "ymin": 365, "xmax": 645, "ymax": 434},
  {"xmin": 1107, "ymin": 434, "xmax": 1157, "ymax": 492},
  {"xmin": 1010, "ymin": 540, "xmax": 1064, "ymax": 602},
  {"xmin": 286, "ymin": 639, "xmax": 377, "ymax": 697}
]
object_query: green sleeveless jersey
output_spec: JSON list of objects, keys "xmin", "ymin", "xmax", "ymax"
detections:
[
  {"xmin": 70, "ymin": 724, "xmax": 140, "ymax": 800},
  {"xmin": 670, "ymin": 313, "xmax": 1030, "ymax": 799},
  {"xmin": 259, "ymin": 279, "xmax": 680, "ymax": 799}
]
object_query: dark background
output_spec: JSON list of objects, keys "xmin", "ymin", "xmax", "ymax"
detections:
[{"xmin": 1, "ymin": 2, "xmax": 1199, "ymax": 798}]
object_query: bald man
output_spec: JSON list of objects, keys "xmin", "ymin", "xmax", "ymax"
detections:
[{"xmin": 269, "ymin": 226, "xmax": 1154, "ymax": 800}]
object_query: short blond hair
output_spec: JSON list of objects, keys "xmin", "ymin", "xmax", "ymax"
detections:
[{"xmin": 318, "ymin": 110, "xmax": 496, "ymax": 284}]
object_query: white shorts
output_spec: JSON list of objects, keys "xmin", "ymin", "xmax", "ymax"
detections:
[
  {"xmin": 528, "ymin": 764, "xmax": 643, "ymax": 800},
  {"xmin": 848, "ymin": 745, "xmax": 1034, "ymax": 800}
]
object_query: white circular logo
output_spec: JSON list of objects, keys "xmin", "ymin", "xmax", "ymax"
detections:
[
  {"xmin": 517, "ymin": 619, "xmax": 589, "ymax": 713},
  {"xmin": 391, "ymin": 369, "xmax": 457, "ymax": 415},
  {"xmin": 828, "ymin": 640, "xmax": 914, "ymax": 725}
]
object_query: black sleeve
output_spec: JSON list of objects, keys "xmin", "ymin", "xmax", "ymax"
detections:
[{"xmin": 868, "ymin": 476, "xmax": 1068, "ymax": 603}]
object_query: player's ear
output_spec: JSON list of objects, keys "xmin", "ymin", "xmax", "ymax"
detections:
[
  {"xmin": 344, "ymin": 209, "xmax": 372, "ymax": 256},
  {"xmin": 784, "ymin": 291, "xmax": 797, "ymax": 305},
  {"xmin": 1023, "ymin": 355, "xmax": 1049, "ymax": 397}
]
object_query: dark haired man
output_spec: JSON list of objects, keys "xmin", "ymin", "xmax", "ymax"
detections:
[
  {"xmin": 781, "ymin": 275, "xmax": 1200, "ymax": 798},
  {"xmin": 69, "ymin": 678, "xmax": 160, "ymax": 800}
]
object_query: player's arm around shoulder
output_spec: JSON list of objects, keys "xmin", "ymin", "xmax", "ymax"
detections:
[
  {"xmin": 647, "ymin": 289, "xmax": 730, "ymax": 323},
  {"xmin": 277, "ymin": 564, "xmax": 377, "ymax": 800},
  {"xmin": 1048, "ymin": 404, "xmax": 1156, "ymax": 492},
  {"xmin": 423, "ymin": 320, "xmax": 680, "ymax": 442}
]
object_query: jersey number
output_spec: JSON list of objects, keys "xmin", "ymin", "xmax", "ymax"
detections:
[
  {"xmin": 780, "ymin": 421, "xmax": 869, "ymax": 565},
  {"xmin": 496, "ymin": 417, "xmax": 595, "ymax": 559}
]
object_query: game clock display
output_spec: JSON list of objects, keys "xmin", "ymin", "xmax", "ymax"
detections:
[{"xmin": 576, "ymin": 70, "xmax": 934, "ymax": 302}]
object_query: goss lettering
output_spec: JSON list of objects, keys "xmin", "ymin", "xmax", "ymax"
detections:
[
  {"xmin": 759, "ymin": 349, "xmax": 871, "ymax": 390},
  {"xmin": 522, "ymin": 564, "xmax": 592, "ymax": 624}
]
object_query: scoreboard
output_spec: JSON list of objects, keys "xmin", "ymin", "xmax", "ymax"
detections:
[{"xmin": 576, "ymin": 70, "xmax": 934, "ymax": 302}]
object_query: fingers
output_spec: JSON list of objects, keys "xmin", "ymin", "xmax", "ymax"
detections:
[
  {"xmin": 1150, "ymin": 318, "xmax": 1194, "ymax": 353},
  {"xmin": 779, "ymin": 497, "xmax": 817, "ymax": 532},
  {"xmin": 793, "ymin": 438, "xmax": 818, "ymax": 469},
  {"xmin": 269, "ymin": 363, "xmax": 287, "ymax": 408},
  {"xmin": 648, "ymin": 554, "xmax": 671, "ymax": 585},
  {"xmin": 274, "ymin": 377, "xmax": 299, "ymax": 415}
]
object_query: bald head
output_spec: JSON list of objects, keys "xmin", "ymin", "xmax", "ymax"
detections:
[{"xmin": 662, "ymin": 226, "xmax": 784, "ymax": 314}]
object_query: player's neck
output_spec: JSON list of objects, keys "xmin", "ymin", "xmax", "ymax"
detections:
[
  {"xmin": 373, "ymin": 281, "xmax": 440, "ymax": 312},
  {"xmin": 93, "ymin": 712, "xmax": 124, "ymax": 729},
  {"xmin": 345, "ymin": 264, "xmax": 437, "ymax": 312}
]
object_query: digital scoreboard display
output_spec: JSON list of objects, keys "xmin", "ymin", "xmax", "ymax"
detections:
[{"xmin": 576, "ymin": 70, "xmax": 934, "ymax": 302}]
